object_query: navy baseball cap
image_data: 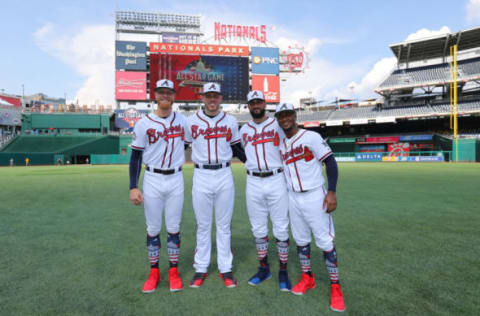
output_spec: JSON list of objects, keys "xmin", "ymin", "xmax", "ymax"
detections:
[
  {"xmin": 275, "ymin": 103, "xmax": 296, "ymax": 116},
  {"xmin": 155, "ymin": 79, "xmax": 175, "ymax": 92}
]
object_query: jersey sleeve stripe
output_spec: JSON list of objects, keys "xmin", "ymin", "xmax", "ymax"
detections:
[
  {"xmin": 319, "ymin": 151, "xmax": 333, "ymax": 162},
  {"xmin": 131, "ymin": 145, "xmax": 145, "ymax": 150},
  {"xmin": 230, "ymin": 139, "xmax": 241, "ymax": 144}
]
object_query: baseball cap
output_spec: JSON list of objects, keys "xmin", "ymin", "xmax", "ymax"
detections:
[
  {"xmin": 155, "ymin": 79, "xmax": 175, "ymax": 92},
  {"xmin": 247, "ymin": 90, "xmax": 265, "ymax": 103},
  {"xmin": 203, "ymin": 82, "xmax": 221, "ymax": 95},
  {"xmin": 275, "ymin": 103, "xmax": 296, "ymax": 116}
]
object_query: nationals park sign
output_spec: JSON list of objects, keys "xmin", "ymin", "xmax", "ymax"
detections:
[{"xmin": 214, "ymin": 22, "xmax": 267, "ymax": 43}]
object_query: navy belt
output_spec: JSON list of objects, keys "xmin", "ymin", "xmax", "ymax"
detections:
[
  {"xmin": 246, "ymin": 168, "xmax": 283, "ymax": 178},
  {"xmin": 194, "ymin": 162, "xmax": 230, "ymax": 170},
  {"xmin": 146, "ymin": 166, "xmax": 182, "ymax": 175}
]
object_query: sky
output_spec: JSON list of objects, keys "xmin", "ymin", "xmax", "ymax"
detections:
[{"xmin": 1, "ymin": 0, "xmax": 480, "ymax": 106}]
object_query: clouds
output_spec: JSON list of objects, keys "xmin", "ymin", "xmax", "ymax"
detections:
[
  {"xmin": 34, "ymin": 23, "xmax": 114, "ymax": 106},
  {"xmin": 405, "ymin": 26, "xmax": 451, "ymax": 41},
  {"xmin": 466, "ymin": 0, "xmax": 480, "ymax": 23}
]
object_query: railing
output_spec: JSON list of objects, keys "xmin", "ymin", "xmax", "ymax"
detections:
[{"xmin": 335, "ymin": 151, "xmax": 452, "ymax": 161}]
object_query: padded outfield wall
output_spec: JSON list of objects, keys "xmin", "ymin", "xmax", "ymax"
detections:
[{"xmin": 21, "ymin": 113, "xmax": 111, "ymax": 133}]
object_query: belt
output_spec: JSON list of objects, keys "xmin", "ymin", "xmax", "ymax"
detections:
[
  {"xmin": 246, "ymin": 168, "xmax": 283, "ymax": 178},
  {"xmin": 145, "ymin": 166, "xmax": 182, "ymax": 175},
  {"xmin": 194, "ymin": 162, "xmax": 230, "ymax": 170}
]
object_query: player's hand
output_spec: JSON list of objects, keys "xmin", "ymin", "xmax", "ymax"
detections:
[
  {"xmin": 130, "ymin": 188, "xmax": 144, "ymax": 205},
  {"xmin": 324, "ymin": 191, "xmax": 337, "ymax": 213}
]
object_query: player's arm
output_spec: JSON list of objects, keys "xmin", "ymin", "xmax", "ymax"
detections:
[
  {"xmin": 129, "ymin": 148, "xmax": 144, "ymax": 205},
  {"xmin": 231, "ymin": 142, "xmax": 246, "ymax": 163},
  {"xmin": 323, "ymin": 155, "xmax": 338, "ymax": 213}
]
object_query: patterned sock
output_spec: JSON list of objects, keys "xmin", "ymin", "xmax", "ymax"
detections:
[
  {"xmin": 275, "ymin": 238, "xmax": 289, "ymax": 271},
  {"xmin": 167, "ymin": 232, "xmax": 180, "ymax": 268},
  {"xmin": 146, "ymin": 234, "xmax": 160, "ymax": 269},
  {"xmin": 255, "ymin": 236, "xmax": 269, "ymax": 268},
  {"xmin": 324, "ymin": 247, "xmax": 340, "ymax": 284},
  {"xmin": 297, "ymin": 244, "xmax": 312, "ymax": 276}
]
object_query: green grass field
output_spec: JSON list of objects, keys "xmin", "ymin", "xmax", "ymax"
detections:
[{"xmin": 1, "ymin": 163, "xmax": 479, "ymax": 315}]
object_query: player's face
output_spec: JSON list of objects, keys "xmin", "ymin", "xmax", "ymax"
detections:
[
  {"xmin": 276, "ymin": 111, "xmax": 296, "ymax": 132},
  {"xmin": 203, "ymin": 92, "xmax": 222, "ymax": 115},
  {"xmin": 248, "ymin": 99, "xmax": 266, "ymax": 119},
  {"xmin": 155, "ymin": 88, "xmax": 175, "ymax": 110}
]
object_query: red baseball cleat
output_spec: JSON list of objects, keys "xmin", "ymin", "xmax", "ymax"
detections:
[
  {"xmin": 330, "ymin": 283, "xmax": 346, "ymax": 312},
  {"xmin": 168, "ymin": 267, "xmax": 183, "ymax": 292},
  {"xmin": 189, "ymin": 272, "xmax": 208, "ymax": 288},
  {"xmin": 142, "ymin": 268, "xmax": 160, "ymax": 293},
  {"xmin": 219, "ymin": 272, "xmax": 238, "ymax": 288},
  {"xmin": 291, "ymin": 272, "xmax": 316, "ymax": 295}
]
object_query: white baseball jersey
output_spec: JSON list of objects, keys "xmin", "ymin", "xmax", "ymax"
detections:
[
  {"xmin": 131, "ymin": 112, "xmax": 186, "ymax": 169},
  {"xmin": 185, "ymin": 111, "xmax": 240, "ymax": 164},
  {"xmin": 240, "ymin": 117, "xmax": 283, "ymax": 171},
  {"xmin": 280, "ymin": 129, "xmax": 332, "ymax": 192}
]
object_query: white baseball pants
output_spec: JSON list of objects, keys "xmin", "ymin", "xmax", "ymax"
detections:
[
  {"xmin": 289, "ymin": 186, "xmax": 335, "ymax": 251},
  {"xmin": 192, "ymin": 167, "xmax": 235, "ymax": 274},
  {"xmin": 142, "ymin": 170, "xmax": 184, "ymax": 236},
  {"xmin": 246, "ymin": 172, "xmax": 289, "ymax": 240}
]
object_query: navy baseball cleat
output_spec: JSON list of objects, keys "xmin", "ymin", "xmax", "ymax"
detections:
[
  {"xmin": 278, "ymin": 270, "xmax": 292, "ymax": 292},
  {"xmin": 248, "ymin": 267, "xmax": 272, "ymax": 286}
]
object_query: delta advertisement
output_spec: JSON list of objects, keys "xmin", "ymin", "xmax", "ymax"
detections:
[
  {"xmin": 115, "ymin": 108, "xmax": 150, "ymax": 129},
  {"xmin": 149, "ymin": 54, "xmax": 249, "ymax": 102},
  {"xmin": 115, "ymin": 71, "xmax": 147, "ymax": 100},
  {"xmin": 251, "ymin": 47, "xmax": 279, "ymax": 75},
  {"xmin": 251, "ymin": 75, "xmax": 280, "ymax": 103},
  {"xmin": 115, "ymin": 41, "xmax": 147, "ymax": 70}
]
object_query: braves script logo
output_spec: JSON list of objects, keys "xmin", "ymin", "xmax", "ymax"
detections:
[
  {"xmin": 282, "ymin": 145, "xmax": 314, "ymax": 164},
  {"xmin": 191, "ymin": 125, "xmax": 232, "ymax": 141},
  {"xmin": 243, "ymin": 131, "xmax": 279, "ymax": 147},
  {"xmin": 147, "ymin": 125, "xmax": 184, "ymax": 144}
]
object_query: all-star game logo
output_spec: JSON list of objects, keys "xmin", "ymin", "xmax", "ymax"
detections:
[
  {"xmin": 118, "ymin": 108, "xmax": 145, "ymax": 128},
  {"xmin": 176, "ymin": 58, "xmax": 225, "ymax": 95}
]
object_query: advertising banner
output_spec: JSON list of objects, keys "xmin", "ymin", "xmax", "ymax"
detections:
[
  {"xmin": 115, "ymin": 71, "xmax": 147, "ymax": 100},
  {"xmin": 336, "ymin": 157, "xmax": 356, "ymax": 162},
  {"xmin": 251, "ymin": 75, "xmax": 280, "ymax": 103},
  {"xmin": 359, "ymin": 145, "xmax": 385, "ymax": 152},
  {"xmin": 399, "ymin": 135, "xmax": 433, "ymax": 141},
  {"xmin": 382, "ymin": 156, "xmax": 398, "ymax": 162},
  {"xmin": 357, "ymin": 136, "xmax": 399, "ymax": 144},
  {"xmin": 150, "ymin": 54, "xmax": 249, "ymax": 102},
  {"xmin": 388, "ymin": 143, "xmax": 410, "ymax": 157},
  {"xmin": 303, "ymin": 121, "xmax": 320, "ymax": 128},
  {"xmin": 350, "ymin": 118, "xmax": 369, "ymax": 125},
  {"xmin": 150, "ymin": 42, "xmax": 249, "ymax": 57},
  {"xmin": 115, "ymin": 108, "xmax": 150, "ymax": 129},
  {"xmin": 251, "ymin": 47, "xmax": 280, "ymax": 75},
  {"xmin": 0, "ymin": 108, "xmax": 21, "ymax": 126},
  {"xmin": 329, "ymin": 138, "xmax": 356, "ymax": 143},
  {"xmin": 376, "ymin": 116, "xmax": 396, "ymax": 123},
  {"xmin": 115, "ymin": 41, "xmax": 147, "ymax": 70},
  {"xmin": 162, "ymin": 33, "xmax": 197, "ymax": 43},
  {"xmin": 326, "ymin": 120, "xmax": 343, "ymax": 126},
  {"xmin": 355, "ymin": 153, "xmax": 382, "ymax": 161}
]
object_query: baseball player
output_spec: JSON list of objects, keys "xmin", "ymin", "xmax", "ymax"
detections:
[
  {"xmin": 275, "ymin": 103, "xmax": 346, "ymax": 312},
  {"xmin": 184, "ymin": 82, "xmax": 246, "ymax": 288},
  {"xmin": 129, "ymin": 79, "xmax": 186, "ymax": 293},
  {"xmin": 239, "ymin": 91, "xmax": 291, "ymax": 291}
]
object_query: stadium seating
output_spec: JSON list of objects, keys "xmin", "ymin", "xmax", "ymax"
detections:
[{"xmin": 378, "ymin": 57, "xmax": 480, "ymax": 91}]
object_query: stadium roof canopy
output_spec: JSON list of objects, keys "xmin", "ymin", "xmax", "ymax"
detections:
[{"xmin": 389, "ymin": 27, "xmax": 480, "ymax": 64}]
